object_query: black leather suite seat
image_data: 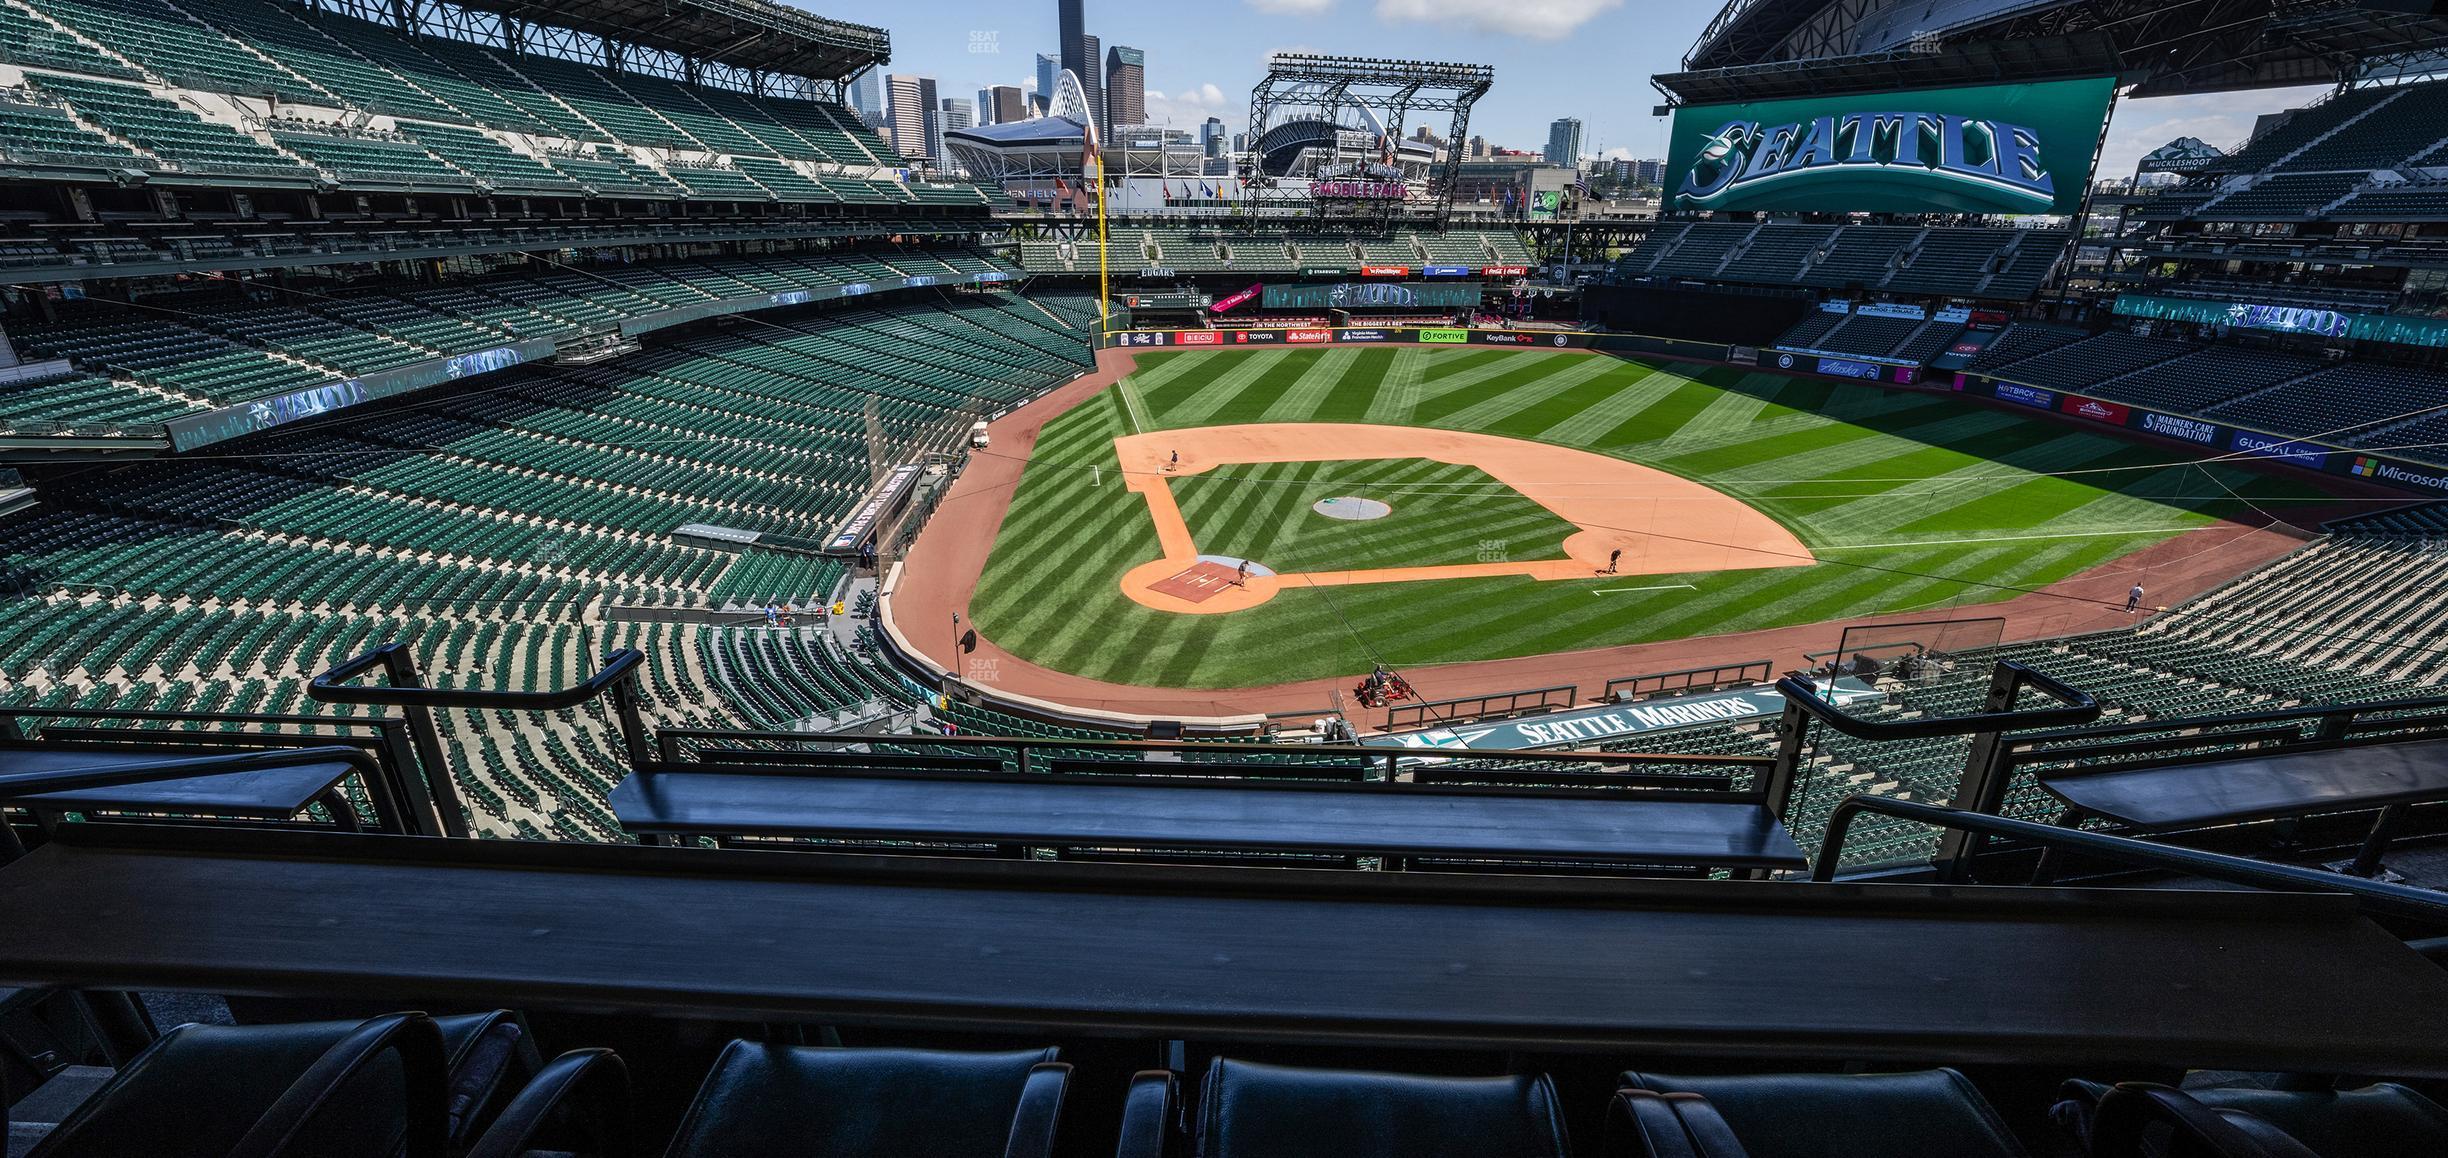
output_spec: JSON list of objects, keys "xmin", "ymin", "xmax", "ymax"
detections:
[
  {"xmin": 2057, "ymin": 1079, "xmax": 2448, "ymax": 1157},
  {"xmin": 1613, "ymin": 1068, "xmax": 2027, "ymax": 1158},
  {"xmin": 27, "ymin": 1010, "xmax": 521, "ymax": 1158},
  {"xmin": 661, "ymin": 1042, "xmax": 1070, "ymax": 1157},
  {"xmin": 1192, "ymin": 1057, "xmax": 1570, "ymax": 1158}
]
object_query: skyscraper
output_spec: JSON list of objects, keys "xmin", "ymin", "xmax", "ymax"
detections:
[
  {"xmin": 987, "ymin": 85, "xmax": 1028, "ymax": 126},
  {"xmin": 1545, "ymin": 117, "xmax": 1584, "ymax": 167},
  {"xmin": 1078, "ymin": 34, "xmax": 1102, "ymax": 134},
  {"xmin": 935, "ymin": 97, "xmax": 973, "ymax": 164},
  {"xmin": 1058, "ymin": 0, "xmax": 1101, "ymax": 136},
  {"xmin": 976, "ymin": 88, "xmax": 996, "ymax": 127},
  {"xmin": 848, "ymin": 68, "xmax": 884, "ymax": 126},
  {"xmin": 885, "ymin": 74, "xmax": 938, "ymax": 161},
  {"xmin": 1104, "ymin": 44, "xmax": 1144, "ymax": 130},
  {"xmin": 1200, "ymin": 116, "xmax": 1225, "ymax": 158},
  {"xmin": 1035, "ymin": 53, "xmax": 1058, "ymax": 109}
]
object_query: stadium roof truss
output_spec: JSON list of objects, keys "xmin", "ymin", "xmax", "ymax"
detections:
[
  {"xmin": 1243, "ymin": 54, "xmax": 1493, "ymax": 229},
  {"xmin": 1666, "ymin": 0, "xmax": 2448, "ymax": 103},
  {"xmin": 319, "ymin": 0, "xmax": 888, "ymax": 90}
]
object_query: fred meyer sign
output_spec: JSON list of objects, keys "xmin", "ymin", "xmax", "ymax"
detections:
[{"xmin": 1665, "ymin": 77, "xmax": 2113, "ymax": 215}]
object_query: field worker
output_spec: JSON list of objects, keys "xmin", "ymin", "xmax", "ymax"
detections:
[{"xmin": 2127, "ymin": 583, "xmax": 2145, "ymax": 614}]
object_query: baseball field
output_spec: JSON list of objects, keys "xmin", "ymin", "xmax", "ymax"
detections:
[{"xmin": 966, "ymin": 346, "xmax": 2323, "ymax": 690}]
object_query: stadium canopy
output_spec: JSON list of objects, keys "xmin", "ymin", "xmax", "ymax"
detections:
[
  {"xmin": 431, "ymin": 0, "xmax": 888, "ymax": 81},
  {"xmin": 1664, "ymin": 0, "xmax": 2448, "ymax": 102}
]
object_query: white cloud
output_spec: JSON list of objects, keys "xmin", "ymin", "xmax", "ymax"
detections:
[
  {"xmin": 1374, "ymin": 0, "xmax": 1619, "ymax": 40},
  {"xmin": 1139, "ymin": 82, "xmax": 1241, "ymax": 132},
  {"xmin": 1248, "ymin": 0, "xmax": 1332, "ymax": 12},
  {"xmin": 2095, "ymin": 87, "xmax": 2325, "ymax": 181}
]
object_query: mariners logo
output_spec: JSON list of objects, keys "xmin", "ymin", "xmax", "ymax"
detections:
[{"xmin": 1676, "ymin": 109, "xmax": 2059, "ymax": 214}]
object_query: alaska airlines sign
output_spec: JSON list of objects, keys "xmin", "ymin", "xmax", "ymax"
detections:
[{"xmin": 1664, "ymin": 78, "xmax": 2114, "ymax": 216}]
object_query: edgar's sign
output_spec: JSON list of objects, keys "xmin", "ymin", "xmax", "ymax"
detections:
[{"xmin": 1666, "ymin": 77, "xmax": 2114, "ymax": 216}]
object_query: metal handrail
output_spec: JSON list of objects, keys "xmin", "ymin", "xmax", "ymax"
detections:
[
  {"xmin": 310, "ymin": 642, "xmax": 644, "ymax": 711},
  {"xmin": 1815, "ymin": 794, "xmax": 2448, "ymax": 926},
  {"xmin": 1776, "ymin": 660, "xmax": 2101, "ymax": 741},
  {"xmin": 0, "ymin": 745, "xmax": 379, "ymax": 861}
]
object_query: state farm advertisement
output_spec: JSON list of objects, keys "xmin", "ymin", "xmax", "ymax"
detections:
[{"xmin": 1285, "ymin": 329, "xmax": 1334, "ymax": 344}]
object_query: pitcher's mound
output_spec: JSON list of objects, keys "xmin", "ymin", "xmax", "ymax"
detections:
[{"xmin": 1313, "ymin": 496, "xmax": 1391, "ymax": 521}]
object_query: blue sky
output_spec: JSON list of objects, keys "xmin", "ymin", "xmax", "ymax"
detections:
[{"xmin": 815, "ymin": 0, "xmax": 2325, "ymax": 178}]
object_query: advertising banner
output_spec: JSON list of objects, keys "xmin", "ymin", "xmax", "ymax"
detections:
[
  {"xmin": 1171, "ymin": 330, "xmax": 1222, "ymax": 346},
  {"xmin": 2113, "ymin": 293, "xmax": 2349, "ymax": 338},
  {"xmin": 1261, "ymin": 282, "xmax": 1484, "ymax": 310},
  {"xmin": 1285, "ymin": 329, "xmax": 1334, "ymax": 344},
  {"xmin": 1112, "ymin": 330, "xmax": 1171, "ymax": 348},
  {"xmin": 1417, "ymin": 329, "xmax": 1469, "ymax": 343},
  {"xmin": 1362, "ymin": 680, "xmax": 1881, "ymax": 751},
  {"xmin": 1663, "ymin": 76, "xmax": 2116, "ymax": 214},
  {"xmin": 1210, "ymin": 283, "xmax": 1263, "ymax": 313},
  {"xmin": 166, "ymin": 338, "xmax": 555, "ymax": 451},
  {"xmin": 2060, "ymin": 395, "xmax": 2130, "ymax": 424},
  {"xmin": 1481, "ymin": 265, "xmax": 1529, "ymax": 277},
  {"xmin": 1334, "ymin": 329, "xmax": 1397, "ymax": 343},
  {"xmin": 2134, "ymin": 410, "xmax": 2218, "ymax": 445},
  {"xmin": 1995, "ymin": 383, "xmax": 2056, "ymax": 409},
  {"xmin": 1855, "ymin": 302, "xmax": 1928, "ymax": 320},
  {"xmin": 1816, "ymin": 357, "xmax": 1886, "ymax": 380},
  {"xmin": 2349, "ymin": 313, "xmax": 2448, "ymax": 350},
  {"xmin": 1228, "ymin": 328, "xmax": 1283, "ymax": 344},
  {"xmin": 1422, "ymin": 265, "xmax": 1474, "ymax": 277},
  {"xmin": 2351, "ymin": 457, "xmax": 2448, "ymax": 493},
  {"xmin": 1360, "ymin": 265, "xmax": 1410, "ymax": 277},
  {"xmin": 2229, "ymin": 431, "xmax": 2330, "ymax": 468}
]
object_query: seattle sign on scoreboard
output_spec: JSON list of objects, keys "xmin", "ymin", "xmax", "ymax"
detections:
[{"xmin": 1663, "ymin": 77, "xmax": 2115, "ymax": 215}]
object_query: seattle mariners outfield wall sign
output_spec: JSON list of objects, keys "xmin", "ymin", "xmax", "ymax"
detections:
[{"xmin": 1663, "ymin": 77, "xmax": 2116, "ymax": 215}]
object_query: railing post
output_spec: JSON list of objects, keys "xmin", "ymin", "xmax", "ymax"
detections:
[
  {"xmin": 376, "ymin": 645, "xmax": 472, "ymax": 839},
  {"xmin": 371, "ymin": 718, "xmax": 442, "ymax": 838},
  {"xmin": 1766, "ymin": 698, "xmax": 1810, "ymax": 821},
  {"xmin": 605, "ymin": 661, "xmax": 653, "ymax": 776},
  {"xmin": 1934, "ymin": 663, "xmax": 2031, "ymax": 882}
]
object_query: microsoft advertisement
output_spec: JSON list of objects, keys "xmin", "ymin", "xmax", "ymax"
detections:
[{"xmin": 1663, "ymin": 77, "xmax": 2116, "ymax": 215}]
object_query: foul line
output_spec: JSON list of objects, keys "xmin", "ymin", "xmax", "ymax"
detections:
[
  {"xmin": 1815, "ymin": 527, "xmax": 2211, "ymax": 551},
  {"xmin": 1116, "ymin": 374, "xmax": 1151, "ymax": 434},
  {"xmin": 1593, "ymin": 583, "xmax": 1698, "ymax": 595}
]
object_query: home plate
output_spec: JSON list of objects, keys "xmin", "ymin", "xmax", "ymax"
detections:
[{"xmin": 1149, "ymin": 556, "xmax": 1274, "ymax": 603}]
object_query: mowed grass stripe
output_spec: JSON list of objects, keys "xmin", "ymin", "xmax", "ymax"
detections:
[
  {"xmin": 1156, "ymin": 350, "xmax": 1293, "ymax": 426},
  {"xmin": 1532, "ymin": 365, "xmax": 1691, "ymax": 445},
  {"xmin": 1410, "ymin": 353, "xmax": 1579, "ymax": 425},
  {"xmin": 1360, "ymin": 347, "xmax": 1428, "ymax": 425},
  {"xmin": 1435, "ymin": 356, "xmax": 1629, "ymax": 435},
  {"xmin": 1314, "ymin": 347, "xmax": 1398, "ymax": 425},
  {"xmin": 1260, "ymin": 347, "xmax": 1362, "ymax": 423}
]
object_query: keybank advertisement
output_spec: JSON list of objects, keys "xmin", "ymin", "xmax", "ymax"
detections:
[{"xmin": 1664, "ymin": 77, "xmax": 2115, "ymax": 215}]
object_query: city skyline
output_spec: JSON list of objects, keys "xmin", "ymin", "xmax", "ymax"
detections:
[{"xmin": 798, "ymin": 0, "xmax": 2334, "ymax": 183}]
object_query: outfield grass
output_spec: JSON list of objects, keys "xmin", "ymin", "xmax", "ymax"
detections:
[
  {"xmin": 970, "ymin": 347, "xmax": 2327, "ymax": 689},
  {"xmin": 1173, "ymin": 458, "xmax": 1578, "ymax": 573}
]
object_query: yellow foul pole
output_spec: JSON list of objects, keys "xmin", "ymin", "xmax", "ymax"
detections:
[{"xmin": 1094, "ymin": 151, "xmax": 1110, "ymax": 336}]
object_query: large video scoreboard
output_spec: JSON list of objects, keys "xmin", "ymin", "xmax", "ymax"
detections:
[{"xmin": 1662, "ymin": 77, "xmax": 2117, "ymax": 215}]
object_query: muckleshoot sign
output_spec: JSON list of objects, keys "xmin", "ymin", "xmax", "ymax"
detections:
[{"xmin": 1664, "ymin": 77, "xmax": 2115, "ymax": 215}]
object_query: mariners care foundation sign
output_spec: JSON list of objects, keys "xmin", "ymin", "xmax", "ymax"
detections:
[{"xmin": 1664, "ymin": 77, "xmax": 2115, "ymax": 215}]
